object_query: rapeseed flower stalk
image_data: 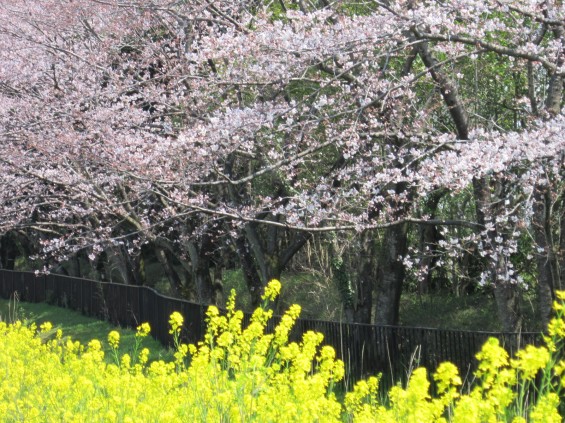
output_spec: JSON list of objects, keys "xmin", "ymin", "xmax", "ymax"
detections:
[
  {"xmin": 168, "ymin": 311, "xmax": 183, "ymax": 336},
  {"xmin": 130, "ymin": 322, "xmax": 151, "ymax": 367},
  {"xmin": 39, "ymin": 321, "xmax": 52, "ymax": 333},
  {"xmin": 182, "ymin": 279, "xmax": 345, "ymax": 421},
  {"xmin": 262, "ymin": 278, "xmax": 281, "ymax": 302},
  {"xmin": 107, "ymin": 330, "xmax": 121, "ymax": 365},
  {"xmin": 108, "ymin": 330, "xmax": 120, "ymax": 348},
  {"xmin": 136, "ymin": 322, "xmax": 151, "ymax": 337}
]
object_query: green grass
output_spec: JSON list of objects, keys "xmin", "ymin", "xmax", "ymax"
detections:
[
  {"xmin": 0, "ymin": 297, "xmax": 173, "ymax": 363},
  {"xmin": 399, "ymin": 291, "xmax": 541, "ymax": 332},
  {"xmin": 399, "ymin": 293, "xmax": 501, "ymax": 331}
]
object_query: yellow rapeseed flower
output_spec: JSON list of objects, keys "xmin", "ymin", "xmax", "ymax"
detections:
[
  {"xmin": 1, "ymin": 283, "xmax": 563, "ymax": 422},
  {"xmin": 136, "ymin": 322, "xmax": 151, "ymax": 337},
  {"xmin": 108, "ymin": 331, "xmax": 120, "ymax": 349},
  {"xmin": 87, "ymin": 339, "xmax": 102, "ymax": 351},
  {"xmin": 262, "ymin": 279, "xmax": 281, "ymax": 302},
  {"xmin": 39, "ymin": 322, "xmax": 52, "ymax": 333},
  {"xmin": 168, "ymin": 312, "xmax": 184, "ymax": 335},
  {"xmin": 530, "ymin": 393, "xmax": 561, "ymax": 423},
  {"xmin": 120, "ymin": 353, "xmax": 131, "ymax": 369},
  {"xmin": 547, "ymin": 316, "xmax": 565, "ymax": 338},
  {"xmin": 434, "ymin": 361, "xmax": 462, "ymax": 395},
  {"xmin": 511, "ymin": 345, "xmax": 550, "ymax": 380},
  {"xmin": 139, "ymin": 348, "xmax": 150, "ymax": 365}
]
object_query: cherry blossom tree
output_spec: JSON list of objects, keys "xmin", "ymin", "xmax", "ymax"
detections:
[{"xmin": 1, "ymin": 0, "xmax": 564, "ymax": 328}]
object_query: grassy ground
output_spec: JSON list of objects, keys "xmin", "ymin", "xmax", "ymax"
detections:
[
  {"xmin": 0, "ymin": 297, "xmax": 173, "ymax": 363},
  {"xmin": 399, "ymin": 292, "xmax": 503, "ymax": 331},
  {"xmin": 399, "ymin": 291, "xmax": 541, "ymax": 332}
]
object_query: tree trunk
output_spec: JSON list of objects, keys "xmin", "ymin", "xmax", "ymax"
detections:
[
  {"xmin": 0, "ymin": 233, "xmax": 18, "ymax": 270},
  {"xmin": 352, "ymin": 233, "xmax": 376, "ymax": 324},
  {"xmin": 415, "ymin": 40, "xmax": 469, "ymax": 140},
  {"xmin": 494, "ymin": 277, "xmax": 523, "ymax": 333},
  {"xmin": 107, "ymin": 245, "xmax": 144, "ymax": 285},
  {"xmin": 374, "ymin": 223, "xmax": 408, "ymax": 326},
  {"xmin": 186, "ymin": 236, "xmax": 218, "ymax": 305},
  {"xmin": 559, "ymin": 198, "xmax": 565, "ymax": 292},
  {"xmin": 329, "ymin": 235, "xmax": 355, "ymax": 322},
  {"xmin": 533, "ymin": 184, "xmax": 557, "ymax": 327},
  {"xmin": 234, "ymin": 233, "xmax": 264, "ymax": 306},
  {"xmin": 417, "ymin": 190, "xmax": 446, "ymax": 294},
  {"xmin": 237, "ymin": 219, "xmax": 310, "ymax": 307},
  {"xmin": 212, "ymin": 264, "xmax": 224, "ymax": 305},
  {"xmin": 473, "ymin": 178, "xmax": 523, "ymax": 332},
  {"xmin": 155, "ymin": 246, "xmax": 183, "ymax": 297},
  {"xmin": 66, "ymin": 254, "xmax": 82, "ymax": 277},
  {"xmin": 243, "ymin": 220, "xmax": 286, "ymax": 284}
]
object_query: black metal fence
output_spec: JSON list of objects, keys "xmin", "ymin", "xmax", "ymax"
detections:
[{"xmin": 0, "ymin": 270, "xmax": 542, "ymax": 384}]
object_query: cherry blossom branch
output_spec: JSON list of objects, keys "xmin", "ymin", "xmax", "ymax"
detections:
[{"xmin": 414, "ymin": 30, "xmax": 561, "ymax": 74}]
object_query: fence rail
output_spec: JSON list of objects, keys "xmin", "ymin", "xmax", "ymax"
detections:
[{"xmin": 0, "ymin": 270, "xmax": 542, "ymax": 383}]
